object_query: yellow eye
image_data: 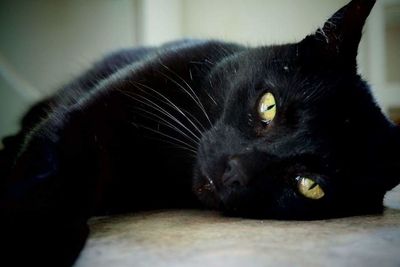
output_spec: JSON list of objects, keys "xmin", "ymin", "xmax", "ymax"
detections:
[
  {"xmin": 297, "ymin": 176, "xmax": 325, "ymax": 200},
  {"xmin": 258, "ymin": 92, "xmax": 276, "ymax": 123}
]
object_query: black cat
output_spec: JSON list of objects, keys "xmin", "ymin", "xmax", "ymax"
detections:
[{"xmin": 1, "ymin": 0, "xmax": 399, "ymax": 266}]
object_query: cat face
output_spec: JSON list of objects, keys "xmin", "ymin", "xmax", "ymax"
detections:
[{"xmin": 193, "ymin": 0, "xmax": 400, "ymax": 219}]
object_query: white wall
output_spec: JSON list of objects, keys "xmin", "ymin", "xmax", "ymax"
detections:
[
  {"xmin": 138, "ymin": 0, "xmax": 182, "ymax": 45},
  {"xmin": 0, "ymin": 0, "xmax": 138, "ymax": 95},
  {"xmin": 182, "ymin": 0, "xmax": 348, "ymax": 45},
  {"xmin": 0, "ymin": 0, "xmax": 138, "ymax": 140},
  {"xmin": 361, "ymin": 0, "xmax": 400, "ymax": 113}
]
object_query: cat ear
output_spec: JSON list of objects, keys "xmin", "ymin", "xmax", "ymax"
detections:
[{"xmin": 300, "ymin": 0, "xmax": 376, "ymax": 67}]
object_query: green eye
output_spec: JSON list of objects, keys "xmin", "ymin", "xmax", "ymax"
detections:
[
  {"xmin": 258, "ymin": 92, "xmax": 276, "ymax": 123},
  {"xmin": 297, "ymin": 176, "xmax": 325, "ymax": 200}
]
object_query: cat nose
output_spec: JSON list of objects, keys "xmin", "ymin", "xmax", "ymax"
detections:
[{"xmin": 222, "ymin": 157, "xmax": 248, "ymax": 187}]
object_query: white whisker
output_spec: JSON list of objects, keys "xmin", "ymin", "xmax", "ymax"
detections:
[
  {"xmin": 158, "ymin": 62, "xmax": 213, "ymax": 126},
  {"xmin": 135, "ymin": 106, "xmax": 199, "ymax": 146},
  {"xmin": 205, "ymin": 91, "xmax": 217, "ymax": 106},
  {"xmin": 120, "ymin": 90, "xmax": 201, "ymax": 143},
  {"xmin": 132, "ymin": 81, "xmax": 205, "ymax": 136},
  {"xmin": 189, "ymin": 68, "xmax": 193, "ymax": 81},
  {"xmin": 134, "ymin": 123, "xmax": 198, "ymax": 152}
]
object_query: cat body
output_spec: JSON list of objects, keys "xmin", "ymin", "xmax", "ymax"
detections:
[{"xmin": 1, "ymin": 0, "xmax": 399, "ymax": 266}]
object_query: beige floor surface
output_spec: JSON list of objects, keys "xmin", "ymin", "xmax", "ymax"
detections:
[{"xmin": 75, "ymin": 185, "xmax": 400, "ymax": 267}]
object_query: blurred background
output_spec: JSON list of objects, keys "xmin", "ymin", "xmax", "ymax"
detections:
[{"xmin": 0, "ymin": 0, "xmax": 399, "ymax": 144}]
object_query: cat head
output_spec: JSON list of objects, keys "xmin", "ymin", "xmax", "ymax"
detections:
[{"xmin": 193, "ymin": 0, "xmax": 400, "ymax": 219}]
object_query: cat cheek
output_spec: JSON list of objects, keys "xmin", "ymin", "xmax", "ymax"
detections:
[
  {"xmin": 255, "ymin": 126, "xmax": 265, "ymax": 137},
  {"xmin": 254, "ymin": 121, "xmax": 276, "ymax": 136}
]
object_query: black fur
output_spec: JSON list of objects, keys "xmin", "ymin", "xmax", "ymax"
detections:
[{"xmin": 1, "ymin": 0, "xmax": 399, "ymax": 266}]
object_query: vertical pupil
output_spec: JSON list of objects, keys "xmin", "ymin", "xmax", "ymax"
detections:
[{"xmin": 258, "ymin": 92, "xmax": 276, "ymax": 121}]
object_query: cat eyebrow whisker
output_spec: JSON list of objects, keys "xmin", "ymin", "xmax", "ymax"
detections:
[
  {"xmin": 158, "ymin": 63, "xmax": 213, "ymax": 127},
  {"xmin": 132, "ymin": 81, "xmax": 206, "ymax": 136}
]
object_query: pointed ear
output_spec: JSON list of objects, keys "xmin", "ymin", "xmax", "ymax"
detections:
[{"xmin": 300, "ymin": 0, "xmax": 376, "ymax": 67}]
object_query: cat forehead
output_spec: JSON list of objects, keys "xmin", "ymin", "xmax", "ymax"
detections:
[
  {"xmin": 220, "ymin": 45, "xmax": 337, "ymax": 96},
  {"xmin": 234, "ymin": 44, "xmax": 298, "ymax": 72},
  {"xmin": 209, "ymin": 45, "xmax": 293, "ymax": 94}
]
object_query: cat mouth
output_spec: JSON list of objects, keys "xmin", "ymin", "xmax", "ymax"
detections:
[
  {"xmin": 194, "ymin": 175, "xmax": 223, "ymax": 208},
  {"xmin": 195, "ymin": 175, "xmax": 217, "ymax": 194}
]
